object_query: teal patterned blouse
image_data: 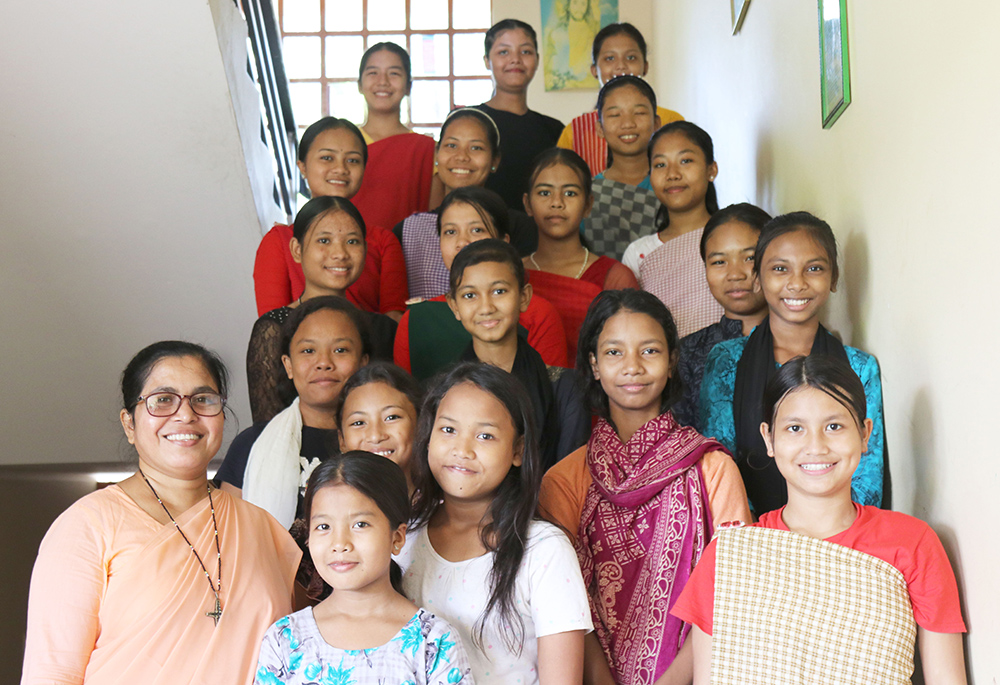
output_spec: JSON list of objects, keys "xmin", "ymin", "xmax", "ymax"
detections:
[
  {"xmin": 699, "ymin": 336, "xmax": 885, "ymax": 509},
  {"xmin": 255, "ymin": 607, "xmax": 473, "ymax": 685}
]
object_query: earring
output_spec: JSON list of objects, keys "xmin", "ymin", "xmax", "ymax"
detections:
[{"xmin": 491, "ymin": 167, "xmax": 496, "ymax": 172}]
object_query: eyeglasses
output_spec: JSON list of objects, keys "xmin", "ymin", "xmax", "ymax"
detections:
[{"xmin": 135, "ymin": 392, "xmax": 226, "ymax": 417}]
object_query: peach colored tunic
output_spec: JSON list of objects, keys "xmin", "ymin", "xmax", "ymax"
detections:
[{"xmin": 22, "ymin": 485, "xmax": 300, "ymax": 685}]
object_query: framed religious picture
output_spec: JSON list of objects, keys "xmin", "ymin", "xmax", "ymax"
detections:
[
  {"xmin": 818, "ymin": 0, "xmax": 851, "ymax": 128},
  {"xmin": 731, "ymin": 0, "xmax": 750, "ymax": 34},
  {"xmin": 540, "ymin": 0, "xmax": 619, "ymax": 90}
]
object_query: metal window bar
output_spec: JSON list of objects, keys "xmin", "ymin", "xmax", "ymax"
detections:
[{"xmin": 239, "ymin": 0, "xmax": 300, "ymax": 213}]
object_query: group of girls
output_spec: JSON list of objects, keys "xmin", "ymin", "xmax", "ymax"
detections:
[{"xmin": 22, "ymin": 15, "xmax": 970, "ymax": 685}]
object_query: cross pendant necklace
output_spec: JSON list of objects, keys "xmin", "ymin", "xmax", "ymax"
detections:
[
  {"xmin": 139, "ymin": 467, "xmax": 224, "ymax": 627},
  {"xmin": 206, "ymin": 594, "xmax": 223, "ymax": 625}
]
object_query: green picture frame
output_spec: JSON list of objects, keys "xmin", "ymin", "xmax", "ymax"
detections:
[
  {"xmin": 731, "ymin": 0, "xmax": 751, "ymax": 34},
  {"xmin": 818, "ymin": 0, "xmax": 851, "ymax": 128}
]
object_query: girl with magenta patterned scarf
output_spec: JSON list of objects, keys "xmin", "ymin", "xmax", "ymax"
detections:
[{"xmin": 538, "ymin": 289, "xmax": 751, "ymax": 685}]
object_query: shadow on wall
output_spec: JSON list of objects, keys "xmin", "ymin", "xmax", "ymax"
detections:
[
  {"xmin": 753, "ymin": 127, "xmax": 775, "ymax": 212},
  {"xmin": 909, "ymin": 386, "xmax": 937, "ymax": 518},
  {"xmin": 842, "ymin": 229, "xmax": 871, "ymax": 351}
]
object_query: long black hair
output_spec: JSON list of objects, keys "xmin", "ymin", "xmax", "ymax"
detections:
[
  {"xmin": 591, "ymin": 22, "xmax": 648, "ymax": 66},
  {"xmin": 576, "ymin": 289, "xmax": 682, "ymax": 421},
  {"xmin": 292, "ymin": 196, "xmax": 367, "ymax": 246},
  {"xmin": 302, "ymin": 451, "xmax": 411, "ymax": 594},
  {"xmin": 699, "ymin": 202, "xmax": 772, "ymax": 261},
  {"xmin": 761, "ymin": 354, "xmax": 867, "ymax": 430},
  {"xmin": 410, "ymin": 362, "xmax": 542, "ymax": 653},
  {"xmin": 336, "ymin": 362, "xmax": 423, "ymax": 430},
  {"xmin": 484, "ymin": 19, "xmax": 538, "ymax": 55},
  {"xmin": 525, "ymin": 147, "xmax": 593, "ymax": 201},
  {"xmin": 597, "ymin": 74, "xmax": 657, "ymax": 123},
  {"xmin": 648, "ymin": 121, "xmax": 719, "ymax": 231},
  {"xmin": 121, "ymin": 340, "xmax": 230, "ymax": 416},
  {"xmin": 298, "ymin": 117, "xmax": 368, "ymax": 167},
  {"xmin": 438, "ymin": 107, "xmax": 501, "ymax": 158},
  {"xmin": 278, "ymin": 296, "xmax": 372, "ymax": 405},
  {"xmin": 436, "ymin": 186, "xmax": 510, "ymax": 239},
  {"xmin": 753, "ymin": 210, "xmax": 840, "ymax": 288},
  {"xmin": 358, "ymin": 42, "xmax": 411, "ymax": 89},
  {"xmin": 448, "ymin": 238, "xmax": 526, "ymax": 294}
]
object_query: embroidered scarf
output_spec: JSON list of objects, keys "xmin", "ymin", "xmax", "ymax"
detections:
[
  {"xmin": 733, "ymin": 318, "xmax": 848, "ymax": 514},
  {"xmin": 577, "ymin": 412, "xmax": 721, "ymax": 685}
]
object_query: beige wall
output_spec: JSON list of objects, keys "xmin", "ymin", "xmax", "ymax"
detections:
[
  {"xmin": 651, "ymin": 0, "xmax": 999, "ymax": 679},
  {"xmin": 493, "ymin": 0, "xmax": 654, "ymax": 124},
  {"xmin": 0, "ymin": 0, "xmax": 277, "ymax": 466}
]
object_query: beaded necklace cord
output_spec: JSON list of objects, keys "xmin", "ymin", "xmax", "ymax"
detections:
[
  {"xmin": 528, "ymin": 246, "xmax": 590, "ymax": 279},
  {"xmin": 138, "ymin": 467, "xmax": 224, "ymax": 625}
]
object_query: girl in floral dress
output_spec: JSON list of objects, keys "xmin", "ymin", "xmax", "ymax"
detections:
[{"xmin": 255, "ymin": 453, "xmax": 473, "ymax": 685}]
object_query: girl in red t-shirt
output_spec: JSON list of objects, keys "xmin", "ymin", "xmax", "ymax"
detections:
[{"xmin": 673, "ymin": 354, "xmax": 968, "ymax": 684}]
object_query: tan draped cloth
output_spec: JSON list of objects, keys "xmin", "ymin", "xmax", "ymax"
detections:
[
  {"xmin": 22, "ymin": 485, "xmax": 300, "ymax": 685},
  {"xmin": 712, "ymin": 526, "xmax": 917, "ymax": 685}
]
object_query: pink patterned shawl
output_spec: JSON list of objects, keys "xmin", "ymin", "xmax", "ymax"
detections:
[{"xmin": 577, "ymin": 412, "xmax": 720, "ymax": 685}]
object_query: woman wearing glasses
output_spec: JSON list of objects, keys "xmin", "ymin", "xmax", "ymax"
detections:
[{"xmin": 21, "ymin": 341, "xmax": 300, "ymax": 685}]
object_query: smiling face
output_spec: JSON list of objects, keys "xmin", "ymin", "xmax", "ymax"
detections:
[
  {"xmin": 293, "ymin": 210, "xmax": 366, "ymax": 296},
  {"xmin": 597, "ymin": 84, "xmax": 657, "ymax": 158},
  {"xmin": 484, "ymin": 28, "xmax": 538, "ymax": 93},
  {"xmin": 762, "ymin": 386, "xmax": 871, "ymax": 502},
  {"xmin": 704, "ymin": 220, "xmax": 767, "ymax": 317},
  {"xmin": 339, "ymin": 382, "xmax": 418, "ymax": 477},
  {"xmin": 120, "ymin": 355, "xmax": 224, "ymax": 480},
  {"xmin": 297, "ymin": 127, "xmax": 366, "ymax": 199},
  {"xmin": 427, "ymin": 381, "xmax": 523, "ymax": 505},
  {"xmin": 308, "ymin": 483, "xmax": 406, "ymax": 593},
  {"xmin": 359, "ymin": 48, "xmax": 409, "ymax": 115},
  {"xmin": 436, "ymin": 116, "xmax": 498, "ymax": 192},
  {"xmin": 439, "ymin": 201, "xmax": 500, "ymax": 269},
  {"xmin": 282, "ymin": 309, "xmax": 368, "ymax": 423},
  {"xmin": 523, "ymin": 162, "xmax": 593, "ymax": 240},
  {"xmin": 589, "ymin": 310, "xmax": 672, "ymax": 428},
  {"xmin": 591, "ymin": 33, "xmax": 648, "ymax": 85},
  {"xmin": 649, "ymin": 131, "xmax": 717, "ymax": 215},
  {"xmin": 448, "ymin": 260, "xmax": 530, "ymax": 346},
  {"xmin": 757, "ymin": 228, "xmax": 835, "ymax": 327}
]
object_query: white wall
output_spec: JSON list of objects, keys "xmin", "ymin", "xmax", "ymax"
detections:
[
  {"xmin": 0, "ymin": 0, "xmax": 277, "ymax": 465},
  {"xmin": 493, "ymin": 0, "xmax": 654, "ymax": 125},
  {"xmin": 651, "ymin": 0, "xmax": 999, "ymax": 679}
]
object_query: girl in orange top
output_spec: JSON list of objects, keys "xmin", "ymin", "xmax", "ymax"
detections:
[{"xmin": 538, "ymin": 289, "xmax": 750, "ymax": 685}]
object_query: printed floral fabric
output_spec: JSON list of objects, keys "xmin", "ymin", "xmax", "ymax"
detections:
[{"xmin": 255, "ymin": 607, "xmax": 474, "ymax": 685}]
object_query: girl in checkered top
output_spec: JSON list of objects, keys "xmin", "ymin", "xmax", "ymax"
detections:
[{"xmin": 579, "ymin": 75, "xmax": 664, "ymax": 263}]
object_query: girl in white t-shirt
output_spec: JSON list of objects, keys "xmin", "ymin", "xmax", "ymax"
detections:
[{"xmin": 400, "ymin": 362, "xmax": 592, "ymax": 685}]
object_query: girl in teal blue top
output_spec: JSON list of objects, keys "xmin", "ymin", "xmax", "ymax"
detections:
[{"xmin": 700, "ymin": 211, "xmax": 885, "ymax": 514}]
